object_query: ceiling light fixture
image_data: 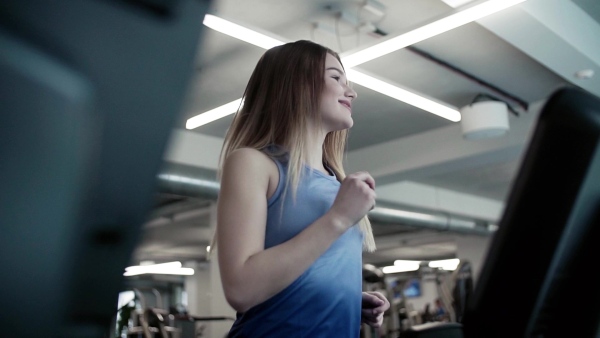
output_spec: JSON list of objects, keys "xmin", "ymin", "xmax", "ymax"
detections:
[
  {"xmin": 186, "ymin": 98, "xmax": 243, "ymax": 130},
  {"xmin": 461, "ymin": 101, "xmax": 509, "ymax": 140},
  {"xmin": 188, "ymin": 21, "xmax": 457, "ymax": 128},
  {"xmin": 460, "ymin": 93, "xmax": 516, "ymax": 140},
  {"xmin": 382, "ymin": 260, "xmax": 421, "ymax": 274},
  {"xmin": 341, "ymin": 0, "xmax": 527, "ymax": 68},
  {"xmin": 428, "ymin": 258, "xmax": 460, "ymax": 270},
  {"xmin": 346, "ymin": 69, "xmax": 461, "ymax": 121},
  {"xmin": 202, "ymin": 15, "xmax": 284, "ymax": 49},
  {"xmin": 187, "ymin": 0, "xmax": 525, "ymax": 129},
  {"xmin": 123, "ymin": 261, "xmax": 195, "ymax": 276}
]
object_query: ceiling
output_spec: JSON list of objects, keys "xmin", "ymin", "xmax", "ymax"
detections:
[{"xmin": 131, "ymin": 0, "xmax": 600, "ymax": 268}]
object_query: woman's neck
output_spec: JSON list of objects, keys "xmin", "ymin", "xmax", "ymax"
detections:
[{"xmin": 305, "ymin": 130, "xmax": 328, "ymax": 174}]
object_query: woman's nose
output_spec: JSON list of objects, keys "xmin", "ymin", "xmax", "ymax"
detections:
[{"xmin": 345, "ymin": 85, "xmax": 357, "ymax": 100}]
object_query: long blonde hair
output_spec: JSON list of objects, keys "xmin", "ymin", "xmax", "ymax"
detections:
[{"xmin": 218, "ymin": 40, "xmax": 375, "ymax": 252}]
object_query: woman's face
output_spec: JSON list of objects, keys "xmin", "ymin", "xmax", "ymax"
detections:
[{"xmin": 319, "ymin": 53, "xmax": 357, "ymax": 132}]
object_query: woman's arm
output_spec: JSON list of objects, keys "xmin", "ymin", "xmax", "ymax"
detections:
[{"xmin": 217, "ymin": 148, "xmax": 375, "ymax": 313}]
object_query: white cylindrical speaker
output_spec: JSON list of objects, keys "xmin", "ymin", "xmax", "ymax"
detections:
[{"xmin": 460, "ymin": 101, "xmax": 509, "ymax": 140}]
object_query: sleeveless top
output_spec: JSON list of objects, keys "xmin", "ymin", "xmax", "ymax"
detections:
[{"xmin": 227, "ymin": 146, "xmax": 364, "ymax": 338}]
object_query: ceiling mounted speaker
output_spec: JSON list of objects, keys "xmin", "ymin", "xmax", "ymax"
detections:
[{"xmin": 460, "ymin": 101, "xmax": 509, "ymax": 140}]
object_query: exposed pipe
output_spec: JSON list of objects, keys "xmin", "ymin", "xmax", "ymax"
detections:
[
  {"xmin": 157, "ymin": 162, "xmax": 495, "ymax": 236},
  {"xmin": 370, "ymin": 202, "xmax": 492, "ymax": 236},
  {"xmin": 405, "ymin": 46, "xmax": 529, "ymax": 113},
  {"xmin": 157, "ymin": 163, "xmax": 219, "ymax": 199}
]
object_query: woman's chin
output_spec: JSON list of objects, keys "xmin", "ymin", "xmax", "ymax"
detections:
[
  {"xmin": 337, "ymin": 117, "xmax": 354, "ymax": 130},
  {"xmin": 342, "ymin": 119, "xmax": 354, "ymax": 130},
  {"xmin": 323, "ymin": 117, "xmax": 353, "ymax": 132}
]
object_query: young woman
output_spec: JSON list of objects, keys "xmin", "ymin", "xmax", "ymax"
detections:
[{"xmin": 216, "ymin": 40, "xmax": 390, "ymax": 337}]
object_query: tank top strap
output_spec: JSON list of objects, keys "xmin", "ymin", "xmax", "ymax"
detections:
[{"xmin": 261, "ymin": 145, "xmax": 287, "ymax": 207}]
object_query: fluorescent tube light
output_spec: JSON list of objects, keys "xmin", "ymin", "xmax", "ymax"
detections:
[
  {"xmin": 383, "ymin": 266, "xmax": 416, "ymax": 274},
  {"xmin": 188, "ymin": 0, "xmax": 524, "ymax": 128},
  {"xmin": 429, "ymin": 258, "xmax": 460, "ymax": 271},
  {"xmin": 341, "ymin": 0, "xmax": 527, "ymax": 68},
  {"xmin": 124, "ymin": 261, "xmax": 195, "ymax": 276},
  {"xmin": 186, "ymin": 98, "xmax": 243, "ymax": 129},
  {"xmin": 395, "ymin": 260, "xmax": 421, "ymax": 269},
  {"xmin": 125, "ymin": 261, "xmax": 181, "ymax": 271},
  {"xmin": 203, "ymin": 15, "xmax": 284, "ymax": 49},
  {"xmin": 347, "ymin": 69, "xmax": 461, "ymax": 121},
  {"xmin": 188, "ymin": 15, "xmax": 459, "ymax": 128},
  {"xmin": 382, "ymin": 260, "xmax": 421, "ymax": 274},
  {"xmin": 123, "ymin": 268, "xmax": 194, "ymax": 276}
]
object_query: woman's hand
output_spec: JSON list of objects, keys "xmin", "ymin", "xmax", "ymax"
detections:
[
  {"xmin": 361, "ymin": 291, "xmax": 390, "ymax": 328},
  {"xmin": 329, "ymin": 171, "xmax": 376, "ymax": 230}
]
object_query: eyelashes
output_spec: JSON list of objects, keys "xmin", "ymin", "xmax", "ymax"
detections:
[
  {"xmin": 329, "ymin": 72, "xmax": 349, "ymax": 85},
  {"xmin": 332, "ymin": 75, "xmax": 348, "ymax": 84},
  {"xmin": 332, "ymin": 76, "xmax": 350, "ymax": 87}
]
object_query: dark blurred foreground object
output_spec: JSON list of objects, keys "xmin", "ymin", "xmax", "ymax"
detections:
[
  {"xmin": 398, "ymin": 87, "xmax": 600, "ymax": 338},
  {"xmin": 402, "ymin": 322, "xmax": 464, "ymax": 338},
  {"xmin": 462, "ymin": 87, "xmax": 600, "ymax": 338},
  {"xmin": 0, "ymin": 0, "xmax": 210, "ymax": 336},
  {"xmin": 451, "ymin": 261, "xmax": 473, "ymax": 323}
]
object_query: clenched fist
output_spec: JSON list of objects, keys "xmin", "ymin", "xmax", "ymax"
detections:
[{"xmin": 328, "ymin": 171, "xmax": 376, "ymax": 230}]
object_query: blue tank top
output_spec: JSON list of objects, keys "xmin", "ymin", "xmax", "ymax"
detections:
[{"xmin": 227, "ymin": 147, "xmax": 364, "ymax": 337}]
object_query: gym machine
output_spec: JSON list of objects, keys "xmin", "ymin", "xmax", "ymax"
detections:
[
  {"xmin": 0, "ymin": 0, "xmax": 211, "ymax": 336},
  {"xmin": 403, "ymin": 88, "xmax": 600, "ymax": 337}
]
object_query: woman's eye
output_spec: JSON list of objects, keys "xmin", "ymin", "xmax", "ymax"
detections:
[{"xmin": 332, "ymin": 76, "xmax": 340, "ymax": 81}]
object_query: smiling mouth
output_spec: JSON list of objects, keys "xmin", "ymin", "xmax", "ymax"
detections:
[{"xmin": 339, "ymin": 102, "xmax": 352, "ymax": 111}]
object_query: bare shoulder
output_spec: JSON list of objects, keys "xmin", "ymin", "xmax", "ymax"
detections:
[
  {"xmin": 226, "ymin": 147, "xmax": 269, "ymax": 162},
  {"xmin": 221, "ymin": 148, "xmax": 278, "ymax": 190},
  {"xmin": 223, "ymin": 147, "xmax": 276, "ymax": 173}
]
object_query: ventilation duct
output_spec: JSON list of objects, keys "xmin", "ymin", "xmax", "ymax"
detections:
[
  {"xmin": 369, "ymin": 202, "xmax": 492, "ymax": 236},
  {"xmin": 157, "ymin": 162, "xmax": 495, "ymax": 236},
  {"xmin": 157, "ymin": 162, "xmax": 219, "ymax": 199}
]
